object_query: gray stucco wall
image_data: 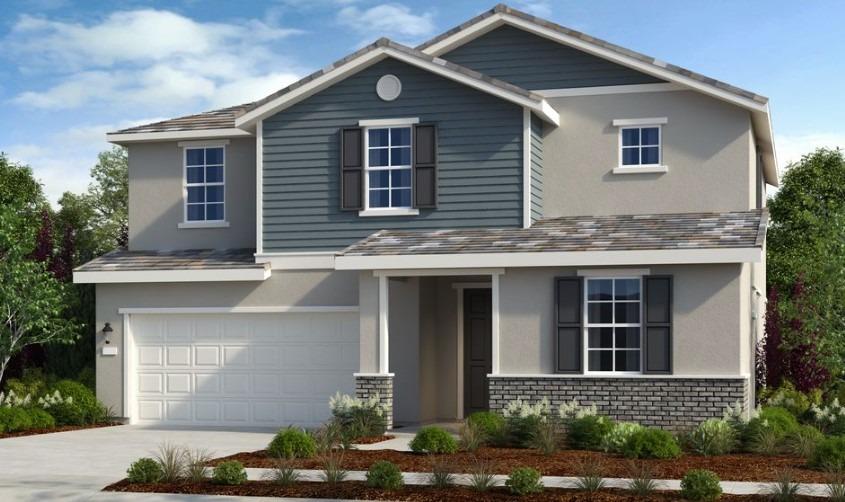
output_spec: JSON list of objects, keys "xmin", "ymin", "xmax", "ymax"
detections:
[
  {"xmin": 262, "ymin": 57, "xmax": 524, "ymax": 252},
  {"xmin": 543, "ymin": 90, "xmax": 755, "ymax": 216},
  {"xmin": 95, "ymin": 270, "xmax": 358, "ymax": 415},
  {"xmin": 127, "ymin": 137, "xmax": 256, "ymax": 251},
  {"xmin": 498, "ymin": 264, "xmax": 746, "ymax": 376},
  {"xmin": 442, "ymin": 25, "xmax": 663, "ymax": 90}
]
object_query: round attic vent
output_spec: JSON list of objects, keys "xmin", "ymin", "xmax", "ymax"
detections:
[{"xmin": 376, "ymin": 74, "xmax": 402, "ymax": 101}]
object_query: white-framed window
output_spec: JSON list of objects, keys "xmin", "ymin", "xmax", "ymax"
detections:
[
  {"xmin": 620, "ymin": 125, "xmax": 661, "ymax": 167},
  {"xmin": 364, "ymin": 125, "xmax": 412, "ymax": 209},
  {"xmin": 584, "ymin": 277, "xmax": 642, "ymax": 374},
  {"xmin": 184, "ymin": 146, "xmax": 225, "ymax": 222}
]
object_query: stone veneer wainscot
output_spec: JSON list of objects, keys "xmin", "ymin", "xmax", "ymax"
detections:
[{"xmin": 354, "ymin": 374, "xmax": 394, "ymax": 430}]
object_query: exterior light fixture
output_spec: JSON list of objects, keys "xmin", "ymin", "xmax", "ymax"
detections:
[{"xmin": 102, "ymin": 322, "xmax": 113, "ymax": 344}]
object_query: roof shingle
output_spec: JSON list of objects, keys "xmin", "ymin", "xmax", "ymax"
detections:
[{"xmin": 74, "ymin": 248, "xmax": 264, "ymax": 272}]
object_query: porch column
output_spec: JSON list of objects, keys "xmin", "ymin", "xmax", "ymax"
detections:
[
  {"xmin": 354, "ymin": 274, "xmax": 394, "ymax": 429},
  {"xmin": 491, "ymin": 272, "xmax": 500, "ymax": 375},
  {"xmin": 378, "ymin": 274, "xmax": 389, "ymax": 374}
]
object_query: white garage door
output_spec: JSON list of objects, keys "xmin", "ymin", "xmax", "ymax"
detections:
[{"xmin": 129, "ymin": 312, "xmax": 359, "ymax": 427}]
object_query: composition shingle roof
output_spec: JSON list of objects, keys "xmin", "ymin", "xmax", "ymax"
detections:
[
  {"xmin": 109, "ymin": 104, "xmax": 252, "ymax": 135},
  {"xmin": 417, "ymin": 4, "xmax": 768, "ymax": 105},
  {"xmin": 339, "ymin": 210, "xmax": 768, "ymax": 257},
  {"xmin": 74, "ymin": 248, "xmax": 265, "ymax": 272}
]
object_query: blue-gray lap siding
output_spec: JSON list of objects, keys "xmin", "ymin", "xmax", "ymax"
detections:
[
  {"xmin": 262, "ymin": 57, "xmax": 525, "ymax": 252},
  {"xmin": 530, "ymin": 113, "xmax": 543, "ymax": 223},
  {"xmin": 442, "ymin": 25, "xmax": 664, "ymax": 90}
]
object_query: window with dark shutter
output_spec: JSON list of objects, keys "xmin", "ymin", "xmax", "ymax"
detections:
[
  {"xmin": 643, "ymin": 275, "xmax": 673, "ymax": 374},
  {"xmin": 555, "ymin": 277, "xmax": 583, "ymax": 373},
  {"xmin": 413, "ymin": 124, "xmax": 437, "ymax": 208},
  {"xmin": 340, "ymin": 128, "xmax": 363, "ymax": 210}
]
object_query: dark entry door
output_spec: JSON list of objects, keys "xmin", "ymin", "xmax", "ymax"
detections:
[{"xmin": 464, "ymin": 288, "xmax": 492, "ymax": 415}]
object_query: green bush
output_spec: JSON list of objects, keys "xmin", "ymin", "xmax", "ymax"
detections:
[
  {"xmin": 49, "ymin": 380, "xmax": 105, "ymax": 423},
  {"xmin": 46, "ymin": 401, "xmax": 86, "ymax": 426},
  {"xmin": 744, "ymin": 407, "xmax": 799, "ymax": 444},
  {"xmin": 568, "ymin": 415, "xmax": 614, "ymax": 450},
  {"xmin": 0, "ymin": 407, "xmax": 33, "ymax": 433},
  {"xmin": 506, "ymin": 467, "xmax": 544, "ymax": 496},
  {"xmin": 621, "ymin": 428, "xmax": 681, "ymax": 459},
  {"xmin": 27, "ymin": 408, "xmax": 55, "ymax": 429},
  {"xmin": 761, "ymin": 382, "xmax": 821, "ymax": 419},
  {"xmin": 602, "ymin": 422, "xmax": 644, "ymax": 454},
  {"xmin": 267, "ymin": 427, "xmax": 317, "ymax": 459},
  {"xmin": 687, "ymin": 419, "xmax": 737, "ymax": 456},
  {"xmin": 365, "ymin": 460, "xmax": 403, "ymax": 490},
  {"xmin": 329, "ymin": 392, "xmax": 387, "ymax": 439},
  {"xmin": 785, "ymin": 424, "xmax": 823, "ymax": 458},
  {"xmin": 467, "ymin": 411, "xmax": 506, "ymax": 443},
  {"xmin": 409, "ymin": 426, "xmax": 458, "ymax": 454},
  {"xmin": 3, "ymin": 368, "xmax": 49, "ymax": 398},
  {"xmin": 127, "ymin": 458, "xmax": 163, "ymax": 483},
  {"xmin": 212, "ymin": 461, "xmax": 247, "ymax": 485},
  {"xmin": 680, "ymin": 469, "xmax": 722, "ymax": 501},
  {"xmin": 77, "ymin": 367, "xmax": 96, "ymax": 392},
  {"xmin": 810, "ymin": 436, "xmax": 845, "ymax": 471}
]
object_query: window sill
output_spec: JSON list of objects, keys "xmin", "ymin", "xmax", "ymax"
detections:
[
  {"xmin": 612, "ymin": 165, "xmax": 668, "ymax": 175},
  {"xmin": 358, "ymin": 208, "xmax": 420, "ymax": 217},
  {"xmin": 178, "ymin": 221, "xmax": 230, "ymax": 229}
]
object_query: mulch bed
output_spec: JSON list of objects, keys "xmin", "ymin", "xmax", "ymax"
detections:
[
  {"xmin": 212, "ymin": 447, "xmax": 829, "ymax": 483},
  {"xmin": 103, "ymin": 480, "xmax": 800, "ymax": 500},
  {"xmin": 0, "ymin": 422, "xmax": 122, "ymax": 439},
  {"xmin": 355, "ymin": 435, "xmax": 396, "ymax": 445}
]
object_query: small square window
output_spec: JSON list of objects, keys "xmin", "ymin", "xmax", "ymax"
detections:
[{"xmin": 619, "ymin": 126, "xmax": 662, "ymax": 167}]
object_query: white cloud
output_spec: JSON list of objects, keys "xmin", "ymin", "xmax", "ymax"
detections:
[
  {"xmin": 337, "ymin": 3, "xmax": 436, "ymax": 43},
  {"xmin": 514, "ymin": 0, "xmax": 552, "ymax": 18},
  {"xmin": 6, "ymin": 143, "xmax": 92, "ymax": 205},
  {"xmin": 776, "ymin": 132, "xmax": 845, "ymax": 171}
]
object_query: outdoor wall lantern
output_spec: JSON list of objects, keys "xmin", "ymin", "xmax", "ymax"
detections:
[{"xmin": 102, "ymin": 322, "xmax": 113, "ymax": 344}]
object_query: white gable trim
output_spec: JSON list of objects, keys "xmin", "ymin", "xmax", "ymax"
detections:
[
  {"xmin": 73, "ymin": 268, "xmax": 271, "ymax": 283},
  {"xmin": 107, "ymin": 128, "xmax": 252, "ymax": 144},
  {"xmin": 536, "ymin": 83, "xmax": 683, "ymax": 97},
  {"xmin": 234, "ymin": 46, "xmax": 559, "ymax": 129}
]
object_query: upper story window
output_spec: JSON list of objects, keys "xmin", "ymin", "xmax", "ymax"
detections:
[
  {"xmin": 365, "ymin": 126, "xmax": 412, "ymax": 209},
  {"xmin": 184, "ymin": 146, "xmax": 225, "ymax": 223},
  {"xmin": 585, "ymin": 277, "xmax": 641, "ymax": 374},
  {"xmin": 611, "ymin": 117, "xmax": 668, "ymax": 174}
]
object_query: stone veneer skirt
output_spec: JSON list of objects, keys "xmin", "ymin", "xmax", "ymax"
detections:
[
  {"xmin": 488, "ymin": 376, "xmax": 749, "ymax": 430},
  {"xmin": 354, "ymin": 374, "xmax": 394, "ymax": 430}
]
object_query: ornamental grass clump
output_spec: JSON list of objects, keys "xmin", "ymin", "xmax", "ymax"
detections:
[
  {"xmin": 428, "ymin": 458, "xmax": 455, "ymax": 488},
  {"xmin": 468, "ymin": 459, "xmax": 497, "ymax": 492},
  {"xmin": 810, "ymin": 436, "xmax": 845, "ymax": 471},
  {"xmin": 627, "ymin": 462, "xmax": 659, "ymax": 497},
  {"xmin": 687, "ymin": 419, "xmax": 737, "ymax": 456},
  {"xmin": 184, "ymin": 448, "xmax": 213, "ymax": 482},
  {"xmin": 262, "ymin": 457, "xmax": 300, "ymax": 486},
  {"xmin": 505, "ymin": 467, "xmax": 543, "ymax": 496},
  {"xmin": 680, "ymin": 469, "xmax": 722, "ymax": 501},
  {"xmin": 329, "ymin": 392, "xmax": 387, "ymax": 439},
  {"xmin": 409, "ymin": 426, "xmax": 458, "ymax": 454},
  {"xmin": 574, "ymin": 458, "xmax": 605, "ymax": 492},
  {"xmin": 529, "ymin": 419, "xmax": 559, "ymax": 455},
  {"xmin": 155, "ymin": 442, "xmax": 186, "ymax": 483},
  {"xmin": 458, "ymin": 419, "xmax": 485, "ymax": 452},
  {"xmin": 502, "ymin": 397, "xmax": 551, "ymax": 448},
  {"xmin": 764, "ymin": 470, "xmax": 800, "ymax": 502},
  {"xmin": 786, "ymin": 425, "xmax": 823, "ymax": 458},
  {"xmin": 365, "ymin": 460, "xmax": 403, "ymax": 490},
  {"xmin": 267, "ymin": 427, "xmax": 317, "ymax": 459}
]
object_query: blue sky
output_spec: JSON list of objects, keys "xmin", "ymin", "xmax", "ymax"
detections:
[{"xmin": 1, "ymin": 0, "xmax": 842, "ymax": 204}]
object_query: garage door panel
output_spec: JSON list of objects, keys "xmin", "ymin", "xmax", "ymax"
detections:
[{"xmin": 132, "ymin": 312, "xmax": 358, "ymax": 427}]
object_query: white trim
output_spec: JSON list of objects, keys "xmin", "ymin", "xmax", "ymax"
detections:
[
  {"xmin": 122, "ymin": 313, "xmax": 132, "ymax": 423},
  {"xmin": 336, "ymin": 248, "xmax": 762, "ymax": 270},
  {"xmin": 488, "ymin": 373, "xmax": 751, "ymax": 380},
  {"xmin": 358, "ymin": 208, "xmax": 420, "ymax": 217},
  {"xmin": 378, "ymin": 275, "xmax": 389, "ymax": 374},
  {"xmin": 578, "ymin": 268, "xmax": 651, "ymax": 277},
  {"xmin": 491, "ymin": 273, "xmax": 500, "ymax": 375},
  {"xmin": 177, "ymin": 139, "xmax": 230, "ymax": 148},
  {"xmin": 522, "ymin": 107, "xmax": 531, "ymax": 229},
  {"xmin": 536, "ymin": 83, "xmax": 683, "ymax": 97},
  {"xmin": 254, "ymin": 251, "xmax": 335, "ymax": 270},
  {"xmin": 117, "ymin": 306, "xmax": 359, "ymax": 315},
  {"xmin": 234, "ymin": 46, "xmax": 559, "ymax": 128},
  {"xmin": 256, "ymin": 120, "xmax": 264, "ymax": 255},
  {"xmin": 373, "ymin": 268, "xmax": 505, "ymax": 277},
  {"xmin": 73, "ymin": 268, "xmax": 271, "ymax": 284},
  {"xmin": 453, "ymin": 282, "xmax": 493, "ymax": 419},
  {"xmin": 107, "ymin": 128, "xmax": 252, "ymax": 144},
  {"xmin": 177, "ymin": 221, "xmax": 230, "ymax": 229},
  {"xmin": 612, "ymin": 117, "xmax": 668, "ymax": 126},
  {"xmin": 358, "ymin": 117, "xmax": 419, "ymax": 127},
  {"xmin": 613, "ymin": 165, "xmax": 668, "ymax": 175},
  {"xmin": 353, "ymin": 372, "xmax": 395, "ymax": 377}
]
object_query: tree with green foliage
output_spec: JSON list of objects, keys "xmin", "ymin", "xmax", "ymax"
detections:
[{"xmin": 764, "ymin": 148, "xmax": 845, "ymax": 390}]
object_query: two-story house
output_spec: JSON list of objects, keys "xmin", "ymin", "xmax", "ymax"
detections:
[{"xmin": 74, "ymin": 4, "xmax": 777, "ymax": 430}]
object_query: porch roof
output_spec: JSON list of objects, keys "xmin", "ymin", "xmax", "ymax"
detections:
[{"xmin": 338, "ymin": 210, "xmax": 768, "ymax": 257}]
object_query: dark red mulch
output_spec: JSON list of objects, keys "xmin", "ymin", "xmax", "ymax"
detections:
[
  {"xmin": 212, "ymin": 447, "xmax": 828, "ymax": 483},
  {"xmin": 0, "ymin": 422, "xmax": 122, "ymax": 439},
  {"xmin": 103, "ymin": 479, "xmax": 793, "ymax": 501},
  {"xmin": 355, "ymin": 435, "xmax": 396, "ymax": 445}
]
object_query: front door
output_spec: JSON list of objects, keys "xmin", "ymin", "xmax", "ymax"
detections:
[{"xmin": 464, "ymin": 288, "xmax": 492, "ymax": 416}]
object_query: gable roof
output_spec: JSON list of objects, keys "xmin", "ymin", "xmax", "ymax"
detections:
[
  {"xmin": 233, "ymin": 37, "xmax": 558, "ymax": 128},
  {"xmin": 107, "ymin": 104, "xmax": 253, "ymax": 143},
  {"xmin": 417, "ymin": 4, "xmax": 778, "ymax": 186}
]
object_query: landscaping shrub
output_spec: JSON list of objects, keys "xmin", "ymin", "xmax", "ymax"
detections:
[
  {"xmin": 3, "ymin": 368, "xmax": 49, "ymax": 398},
  {"xmin": 212, "ymin": 461, "xmax": 247, "ymax": 485},
  {"xmin": 26, "ymin": 407, "xmax": 55, "ymax": 429},
  {"xmin": 744, "ymin": 406, "xmax": 799, "ymax": 445},
  {"xmin": 184, "ymin": 448, "xmax": 213, "ymax": 482},
  {"xmin": 126, "ymin": 458, "xmax": 163, "ymax": 483},
  {"xmin": 574, "ymin": 458, "xmax": 605, "ymax": 492},
  {"xmin": 428, "ymin": 458, "xmax": 454, "ymax": 488},
  {"xmin": 267, "ymin": 427, "xmax": 317, "ymax": 459},
  {"xmin": 810, "ymin": 436, "xmax": 845, "ymax": 471},
  {"xmin": 761, "ymin": 382, "xmax": 821, "ymax": 420},
  {"xmin": 627, "ymin": 463, "xmax": 658, "ymax": 497},
  {"xmin": 529, "ymin": 419, "xmax": 559, "ymax": 455},
  {"xmin": 568, "ymin": 414, "xmax": 614, "ymax": 450},
  {"xmin": 506, "ymin": 467, "xmax": 543, "ymax": 496},
  {"xmin": 409, "ymin": 426, "xmax": 458, "ymax": 454},
  {"xmin": 262, "ymin": 457, "xmax": 300, "ymax": 486},
  {"xmin": 49, "ymin": 380, "xmax": 104, "ymax": 423},
  {"xmin": 466, "ymin": 411, "xmax": 505, "ymax": 443},
  {"xmin": 621, "ymin": 427, "xmax": 681, "ymax": 459},
  {"xmin": 502, "ymin": 398, "xmax": 550, "ymax": 448},
  {"xmin": 687, "ymin": 419, "xmax": 737, "ymax": 456},
  {"xmin": 786, "ymin": 424, "xmax": 823, "ymax": 458},
  {"xmin": 765, "ymin": 470, "xmax": 800, "ymax": 502},
  {"xmin": 329, "ymin": 392, "xmax": 386, "ymax": 439},
  {"xmin": 810, "ymin": 398, "xmax": 845, "ymax": 435},
  {"xmin": 468, "ymin": 459, "xmax": 497, "ymax": 492},
  {"xmin": 601, "ymin": 422, "xmax": 644, "ymax": 454},
  {"xmin": 680, "ymin": 469, "xmax": 722, "ymax": 501},
  {"xmin": 0, "ymin": 407, "xmax": 33, "ymax": 433},
  {"xmin": 319, "ymin": 452, "xmax": 347, "ymax": 484},
  {"xmin": 458, "ymin": 420, "xmax": 484, "ymax": 452},
  {"xmin": 365, "ymin": 460, "xmax": 403, "ymax": 490}
]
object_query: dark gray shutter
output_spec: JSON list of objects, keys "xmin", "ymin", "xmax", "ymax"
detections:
[
  {"xmin": 413, "ymin": 124, "xmax": 437, "ymax": 208},
  {"xmin": 340, "ymin": 128, "xmax": 363, "ymax": 210},
  {"xmin": 643, "ymin": 275, "xmax": 673, "ymax": 374},
  {"xmin": 555, "ymin": 277, "xmax": 583, "ymax": 373}
]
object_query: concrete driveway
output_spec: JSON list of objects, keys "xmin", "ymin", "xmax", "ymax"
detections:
[{"xmin": 0, "ymin": 425, "xmax": 276, "ymax": 501}]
